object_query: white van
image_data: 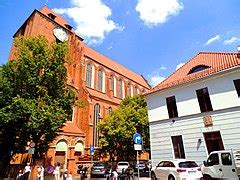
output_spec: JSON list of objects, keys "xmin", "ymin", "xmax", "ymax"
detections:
[{"xmin": 201, "ymin": 150, "xmax": 240, "ymax": 179}]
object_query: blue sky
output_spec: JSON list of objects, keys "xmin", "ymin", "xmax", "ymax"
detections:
[{"xmin": 1, "ymin": 0, "xmax": 240, "ymax": 86}]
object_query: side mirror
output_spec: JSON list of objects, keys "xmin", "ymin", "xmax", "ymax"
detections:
[{"xmin": 203, "ymin": 161, "xmax": 207, "ymax": 167}]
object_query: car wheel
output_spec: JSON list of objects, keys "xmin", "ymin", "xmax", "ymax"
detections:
[
  {"xmin": 151, "ymin": 172, "xmax": 157, "ymax": 180},
  {"xmin": 168, "ymin": 175, "xmax": 175, "ymax": 180},
  {"xmin": 203, "ymin": 174, "xmax": 212, "ymax": 180}
]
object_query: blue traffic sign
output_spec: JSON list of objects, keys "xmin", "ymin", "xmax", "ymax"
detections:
[
  {"xmin": 133, "ymin": 133, "xmax": 142, "ymax": 144},
  {"xmin": 90, "ymin": 146, "xmax": 94, "ymax": 155}
]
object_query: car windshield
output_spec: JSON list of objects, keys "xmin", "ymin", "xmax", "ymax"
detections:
[
  {"xmin": 118, "ymin": 162, "xmax": 128, "ymax": 166},
  {"xmin": 93, "ymin": 163, "xmax": 106, "ymax": 167},
  {"xmin": 179, "ymin": 161, "xmax": 198, "ymax": 168}
]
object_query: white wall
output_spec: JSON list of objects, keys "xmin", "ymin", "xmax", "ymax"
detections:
[
  {"xmin": 147, "ymin": 71, "xmax": 240, "ymax": 122},
  {"xmin": 149, "ymin": 108, "xmax": 240, "ymax": 166},
  {"xmin": 146, "ymin": 70, "xmax": 240, "ymax": 166}
]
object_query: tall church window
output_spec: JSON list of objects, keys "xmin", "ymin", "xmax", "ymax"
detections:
[
  {"xmin": 108, "ymin": 107, "xmax": 112, "ymax": 115},
  {"xmin": 118, "ymin": 79, "xmax": 123, "ymax": 99},
  {"xmin": 93, "ymin": 104, "xmax": 101, "ymax": 147},
  {"xmin": 134, "ymin": 86, "xmax": 138, "ymax": 95},
  {"xmin": 97, "ymin": 69, "xmax": 103, "ymax": 92},
  {"xmin": 86, "ymin": 64, "xmax": 92, "ymax": 88},
  {"xmin": 127, "ymin": 83, "xmax": 131, "ymax": 97},
  {"xmin": 110, "ymin": 75, "xmax": 116, "ymax": 97}
]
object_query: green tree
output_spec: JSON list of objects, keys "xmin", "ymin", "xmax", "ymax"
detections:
[
  {"xmin": 0, "ymin": 36, "xmax": 76, "ymax": 169},
  {"xmin": 97, "ymin": 95, "xmax": 150, "ymax": 161}
]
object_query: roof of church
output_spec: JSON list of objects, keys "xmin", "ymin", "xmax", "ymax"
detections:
[{"xmin": 147, "ymin": 52, "xmax": 240, "ymax": 95}]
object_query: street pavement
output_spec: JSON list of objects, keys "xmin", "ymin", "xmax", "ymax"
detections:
[
  {"xmin": 72, "ymin": 177, "xmax": 150, "ymax": 180},
  {"xmin": 72, "ymin": 173, "xmax": 151, "ymax": 180}
]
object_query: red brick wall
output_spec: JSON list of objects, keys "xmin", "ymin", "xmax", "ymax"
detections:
[{"xmin": 8, "ymin": 9, "xmax": 150, "ymax": 174}]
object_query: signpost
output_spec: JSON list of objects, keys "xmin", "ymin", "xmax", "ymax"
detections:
[
  {"xmin": 133, "ymin": 132, "xmax": 142, "ymax": 180},
  {"xmin": 90, "ymin": 146, "xmax": 94, "ymax": 155},
  {"xmin": 90, "ymin": 146, "xmax": 94, "ymax": 162}
]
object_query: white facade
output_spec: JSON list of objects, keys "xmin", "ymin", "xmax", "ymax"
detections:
[{"xmin": 146, "ymin": 68, "xmax": 240, "ymax": 166}]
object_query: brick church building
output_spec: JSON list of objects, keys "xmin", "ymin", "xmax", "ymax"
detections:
[{"xmin": 8, "ymin": 6, "xmax": 150, "ymax": 173}]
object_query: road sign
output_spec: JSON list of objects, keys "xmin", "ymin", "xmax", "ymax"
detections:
[
  {"xmin": 29, "ymin": 142, "xmax": 35, "ymax": 148},
  {"xmin": 90, "ymin": 146, "xmax": 94, "ymax": 155},
  {"xmin": 28, "ymin": 147, "xmax": 35, "ymax": 154},
  {"xmin": 133, "ymin": 132, "xmax": 142, "ymax": 144},
  {"xmin": 134, "ymin": 144, "xmax": 142, "ymax": 151}
]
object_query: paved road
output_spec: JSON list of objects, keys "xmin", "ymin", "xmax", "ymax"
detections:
[{"xmin": 72, "ymin": 174, "xmax": 151, "ymax": 180}]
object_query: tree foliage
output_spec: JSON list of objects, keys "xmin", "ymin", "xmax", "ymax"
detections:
[
  {"xmin": 0, "ymin": 36, "xmax": 76, "ymax": 166},
  {"xmin": 97, "ymin": 95, "xmax": 150, "ymax": 161}
]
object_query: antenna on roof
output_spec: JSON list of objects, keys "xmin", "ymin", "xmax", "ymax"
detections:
[{"xmin": 44, "ymin": 0, "xmax": 49, "ymax": 6}]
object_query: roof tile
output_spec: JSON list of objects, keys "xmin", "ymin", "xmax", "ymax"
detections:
[{"xmin": 147, "ymin": 52, "xmax": 240, "ymax": 95}]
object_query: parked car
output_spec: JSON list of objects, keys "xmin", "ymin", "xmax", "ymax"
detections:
[
  {"xmin": 90, "ymin": 162, "xmax": 110, "ymax": 178},
  {"xmin": 151, "ymin": 159, "xmax": 203, "ymax": 180},
  {"xmin": 134, "ymin": 161, "xmax": 149, "ymax": 173},
  {"xmin": 116, "ymin": 161, "xmax": 129, "ymax": 174},
  {"xmin": 201, "ymin": 150, "xmax": 240, "ymax": 179}
]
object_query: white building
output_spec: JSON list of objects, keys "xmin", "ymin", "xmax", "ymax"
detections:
[{"xmin": 145, "ymin": 52, "xmax": 240, "ymax": 166}]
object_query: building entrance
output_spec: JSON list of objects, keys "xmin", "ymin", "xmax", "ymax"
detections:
[{"xmin": 204, "ymin": 131, "xmax": 224, "ymax": 154}]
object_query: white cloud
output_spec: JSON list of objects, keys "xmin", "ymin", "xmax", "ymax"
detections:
[
  {"xmin": 147, "ymin": 66, "xmax": 166, "ymax": 87},
  {"xmin": 205, "ymin": 35, "xmax": 221, "ymax": 45},
  {"xmin": 223, "ymin": 37, "xmax": 239, "ymax": 45},
  {"xmin": 175, "ymin": 62, "xmax": 185, "ymax": 70},
  {"xmin": 53, "ymin": 0, "xmax": 124, "ymax": 45},
  {"xmin": 135, "ymin": 0, "xmax": 184, "ymax": 27},
  {"xmin": 149, "ymin": 75, "xmax": 165, "ymax": 87}
]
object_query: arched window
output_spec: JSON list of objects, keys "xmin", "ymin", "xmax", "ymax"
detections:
[
  {"xmin": 97, "ymin": 69, "xmax": 103, "ymax": 91},
  {"xmin": 86, "ymin": 64, "xmax": 92, "ymax": 87},
  {"xmin": 108, "ymin": 107, "xmax": 112, "ymax": 115},
  {"xmin": 127, "ymin": 83, "xmax": 131, "ymax": 97},
  {"xmin": 110, "ymin": 75, "xmax": 114, "ymax": 90},
  {"xmin": 75, "ymin": 141, "xmax": 84, "ymax": 153},
  {"xmin": 68, "ymin": 106, "xmax": 76, "ymax": 122},
  {"xmin": 56, "ymin": 140, "xmax": 68, "ymax": 152},
  {"xmin": 134, "ymin": 86, "xmax": 138, "ymax": 95},
  {"xmin": 118, "ymin": 79, "xmax": 123, "ymax": 99},
  {"xmin": 93, "ymin": 104, "xmax": 101, "ymax": 147},
  {"xmin": 188, "ymin": 65, "xmax": 210, "ymax": 75},
  {"xmin": 110, "ymin": 75, "xmax": 116, "ymax": 97}
]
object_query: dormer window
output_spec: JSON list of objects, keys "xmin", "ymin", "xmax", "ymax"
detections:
[
  {"xmin": 188, "ymin": 65, "xmax": 210, "ymax": 75},
  {"xmin": 48, "ymin": 13, "xmax": 56, "ymax": 20},
  {"xmin": 65, "ymin": 24, "xmax": 73, "ymax": 31}
]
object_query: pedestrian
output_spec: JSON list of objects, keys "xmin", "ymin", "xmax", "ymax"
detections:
[
  {"xmin": 67, "ymin": 171, "xmax": 73, "ymax": 180},
  {"xmin": 37, "ymin": 164, "xmax": 44, "ymax": 180},
  {"xmin": 22, "ymin": 162, "xmax": 31, "ymax": 180},
  {"xmin": 111, "ymin": 169, "xmax": 118, "ymax": 180},
  {"xmin": 16, "ymin": 170, "xmax": 23, "ymax": 180},
  {"xmin": 62, "ymin": 170, "xmax": 68, "ymax": 180},
  {"xmin": 53, "ymin": 162, "xmax": 60, "ymax": 180}
]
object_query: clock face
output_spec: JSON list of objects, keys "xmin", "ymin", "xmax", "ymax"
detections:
[{"xmin": 53, "ymin": 27, "xmax": 68, "ymax": 42}]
